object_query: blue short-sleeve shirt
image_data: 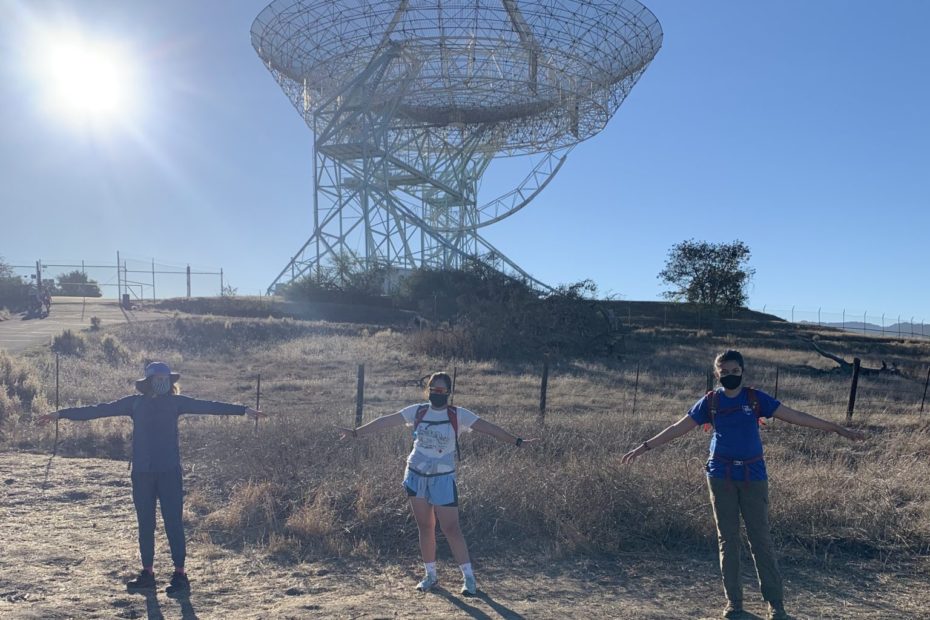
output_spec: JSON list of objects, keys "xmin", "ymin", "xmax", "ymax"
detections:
[{"xmin": 688, "ymin": 387, "xmax": 781, "ymax": 481}]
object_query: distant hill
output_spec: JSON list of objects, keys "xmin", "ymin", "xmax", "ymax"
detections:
[{"xmin": 813, "ymin": 321, "xmax": 930, "ymax": 338}]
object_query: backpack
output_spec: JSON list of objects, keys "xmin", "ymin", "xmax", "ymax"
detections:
[
  {"xmin": 413, "ymin": 404, "xmax": 460, "ymax": 461},
  {"xmin": 703, "ymin": 387, "xmax": 765, "ymax": 432}
]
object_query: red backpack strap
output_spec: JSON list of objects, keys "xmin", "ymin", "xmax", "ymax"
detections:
[
  {"xmin": 447, "ymin": 406, "xmax": 461, "ymax": 461},
  {"xmin": 746, "ymin": 387, "xmax": 766, "ymax": 426},
  {"xmin": 703, "ymin": 390, "xmax": 717, "ymax": 432},
  {"xmin": 413, "ymin": 404, "xmax": 429, "ymax": 435}
]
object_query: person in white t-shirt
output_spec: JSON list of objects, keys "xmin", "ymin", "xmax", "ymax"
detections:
[{"xmin": 340, "ymin": 371, "xmax": 535, "ymax": 596}]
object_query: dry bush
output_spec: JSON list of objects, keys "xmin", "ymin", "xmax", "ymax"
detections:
[
  {"xmin": 52, "ymin": 329, "xmax": 86, "ymax": 356},
  {"xmin": 203, "ymin": 479, "xmax": 286, "ymax": 544},
  {"xmin": 100, "ymin": 334, "xmax": 132, "ymax": 366}
]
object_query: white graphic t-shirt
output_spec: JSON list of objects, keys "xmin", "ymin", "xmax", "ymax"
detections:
[{"xmin": 400, "ymin": 403, "xmax": 480, "ymax": 475}]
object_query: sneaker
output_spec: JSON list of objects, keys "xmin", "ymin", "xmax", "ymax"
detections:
[
  {"xmin": 461, "ymin": 574, "xmax": 477, "ymax": 596},
  {"xmin": 768, "ymin": 601, "xmax": 790, "ymax": 620},
  {"xmin": 126, "ymin": 570, "xmax": 156, "ymax": 592},
  {"xmin": 416, "ymin": 574, "xmax": 439, "ymax": 592},
  {"xmin": 165, "ymin": 572, "xmax": 190, "ymax": 597},
  {"xmin": 722, "ymin": 600, "xmax": 744, "ymax": 618}
]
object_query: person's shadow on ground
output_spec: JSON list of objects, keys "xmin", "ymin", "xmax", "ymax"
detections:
[
  {"xmin": 432, "ymin": 586, "xmax": 525, "ymax": 620},
  {"xmin": 130, "ymin": 591, "xmax": 199, "ymax": 620},
  {"xmin": 140, "ymin": 591, "xmax": 164, "ymax": 620},
  {"xmin": 171, "ymin": 593, "xmax": 200, "ymax": 620}
]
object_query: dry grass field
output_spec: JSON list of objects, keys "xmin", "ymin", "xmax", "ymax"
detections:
[{"xmin": 1, "ymin": 305, "xmax": 929, "ymax": 618}]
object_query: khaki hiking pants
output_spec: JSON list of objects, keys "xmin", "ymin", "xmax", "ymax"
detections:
[{"xmin": 707, "ymin": 478, "xmax": 784, "ymax": 604}]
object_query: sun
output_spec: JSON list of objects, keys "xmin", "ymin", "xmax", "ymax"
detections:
[{"xmin": 32, "ymin": 29, "xmax": 135, "ymax": 125}]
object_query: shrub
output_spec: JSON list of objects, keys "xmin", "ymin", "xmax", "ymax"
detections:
[
  {"xmin": 89, "ymin": 316, "xmax": 102, "ymax": 331},
  {"xmin": 100, "ymin": 334, "xmax": 132, "ymax": 366},
  {"xmin": 52, "ymin": 329, "xmax": 86, "ymax": 356}
]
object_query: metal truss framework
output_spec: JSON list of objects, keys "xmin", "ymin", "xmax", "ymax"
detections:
[{"xmin": 252, "ymin": 1, "xmax": 662, "ymax": 293}]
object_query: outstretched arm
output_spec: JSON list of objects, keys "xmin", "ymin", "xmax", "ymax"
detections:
[
  {"xmin": 340, "ymin": 412, "xmax": 406, "ymax": 439},
  {"xmin": 36, "ymin": 396, "xmax": 136, "ymax": 425},
  {"xmin": 471, "ymin": 418, "xmax": 537, "ymax": 446},
  {"xmin": 621, "ymin": 414, "xmax": 699, "ymax": 463},
  {"xmin": 773, "ymin": 405, "xmax": 865, "ymax": 440},
  {"xmin": 176, "ymin": 395, "xmax": 264, "ymax": 419}
]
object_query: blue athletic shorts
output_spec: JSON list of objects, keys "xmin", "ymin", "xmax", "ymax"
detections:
[{"xmin": 403, "ymin": 468, "xmax": 458, "ymax": 507}]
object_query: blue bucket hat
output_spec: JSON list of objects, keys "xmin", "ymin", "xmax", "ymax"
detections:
[{"xmin": 135, "ymin": 362, "xmax": 180, "ymax": 392}]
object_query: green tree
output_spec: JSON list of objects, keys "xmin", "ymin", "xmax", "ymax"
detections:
[
  {"xmin": 658, "ymin": 239, "xmax": 755, "ymax": 308},
  {"xmin": 0, "ymin": 257, "xmax": 32, "ymax": 311},
  {"xmin": 55, "ymin": 270, "xmax": 102, "ymax": 297}
]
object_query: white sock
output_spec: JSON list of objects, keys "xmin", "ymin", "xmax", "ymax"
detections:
[
  {"xmin": 459, "ymin": 563, "xmax": 474, "ymax": 578},
  {"xmin": 424, "ymin": 562, "xmax": 437, "ymax": 578}
]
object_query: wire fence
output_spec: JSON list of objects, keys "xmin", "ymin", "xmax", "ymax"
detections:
[
  {"xmin": 752, "ymin": 304, "xmax": 929, "ymax": 340},
  {"xmin": 7, "ymin": 253, "xmax": 227, "ymax": 302}
]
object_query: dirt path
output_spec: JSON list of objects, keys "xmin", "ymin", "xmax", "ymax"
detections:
[
  {"xmin": 0, "ymin": 298, "xmax": 164, "ymax": 353},
  {"xmin": 1, "ymin": 452, "xmax": 927, "ymax": 619}
]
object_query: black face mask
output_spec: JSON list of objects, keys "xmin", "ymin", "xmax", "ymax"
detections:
[
  {"xmin": 429, "ymin": 393, "xmax": 449, "ymax": 408},
  {"xmin": 719, "ymin": 374, "xmax": 742, "ymax": 390}
]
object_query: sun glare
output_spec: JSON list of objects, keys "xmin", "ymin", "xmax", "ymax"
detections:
[{"xmin": 33, "ymin": 30, "xmax": 135, "ymax": 125}]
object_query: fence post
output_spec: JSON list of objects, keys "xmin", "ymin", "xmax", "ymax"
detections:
[
  {"xmin": 632, "ymin": 362, "xmax": 640, "ymax": 416},
  {"xmin": 450, "ymin": 366, "xmax": 458, "ymax": 405},
  {"xmin": 920, "ymin": 366, "xmax": 930, "ymax": 416},
  {"xmin": 774, "ymin": 367, "xmax": 779, "ymax": 400},
  {"xmin": 538, "ymin": 361, "xmax": 549, "ymax": 424},
  {"xmin": 355, "ymin": 364, "xmax": 365, "ymax": 428},
  {"xmin": 117, "ymin": 251, "xmax": 122, "ymax": 301},
  {"xmin": 151, "ymin": 259, "xmax": 156, "ymax": 302},
  {"xmin": 186, "ymin": 265, "xmax": 191, "ymax": 298},
  {"xmin": 220, "ymin": 268, "xmax": 224, "ymax": 296},
  {"xmin": 846, "ymin": 358, "xmax": 861, "ymax": 423},
  {"xmin": 255, "ymin": 373, "xmax": 261, "ymax": 431}
]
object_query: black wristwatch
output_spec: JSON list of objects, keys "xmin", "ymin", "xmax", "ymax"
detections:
[{"xmin": 515, "ymin": 437, "xmax": 524, "ymax": 447}]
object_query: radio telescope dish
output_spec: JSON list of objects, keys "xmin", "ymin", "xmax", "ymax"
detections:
[{"xmin": 252, "ymin": 0, "xmax": 662, "ymax": 291}]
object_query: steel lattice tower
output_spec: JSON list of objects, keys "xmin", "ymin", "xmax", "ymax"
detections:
[{"xmin": 251, "ymin": 0, "xmax": 662, "ymax": 293}]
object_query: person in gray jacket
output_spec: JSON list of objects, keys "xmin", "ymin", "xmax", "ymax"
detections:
[{"xmin": 37, "ymin": 362, "xmax": 264, "ymax": 596}]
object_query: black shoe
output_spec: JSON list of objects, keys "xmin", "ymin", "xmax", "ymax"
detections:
[
  {"xmin": 126, "ymin": 570, "xmax": 156, "ymax": 592},
  {"xmin": 722, "ymin": 600, "xmax": 745, "ymax": 619},
  {"xmin": 166, "ymin": 572, "xmax": 190, "ymax": 597}
]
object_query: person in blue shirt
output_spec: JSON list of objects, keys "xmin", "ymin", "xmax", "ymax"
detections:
[
  {"xmin": 37, "ymin": 362, "xmax": 265, "ymax": 597},
  {"xmin": 622, "ymin": 350, "xmax": 865, "ymax": 620}
]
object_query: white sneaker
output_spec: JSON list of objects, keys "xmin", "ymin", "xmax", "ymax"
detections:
[
  {"xmin": 461, "ymin": 574, "xmax": 477, "ymax": 596},
  {"xmin": 416, "ymin": 574, "xmax": 439, "ymax": 592}
]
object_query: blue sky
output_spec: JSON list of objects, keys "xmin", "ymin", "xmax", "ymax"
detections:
[{"xmin": 1, "ymin": 1, "xmax": 928, "ymax": 324}]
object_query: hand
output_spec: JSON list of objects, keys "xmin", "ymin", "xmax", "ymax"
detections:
[
  {"xmin": 837, "ymin": 426, "xmax": 866, "ymax": 441},
  {"xmin": 621, "ymin": 445, "xmax": 647, "ymax": 464},
  {"xmin": 337, "ymin": 426, "xmax": 358, "ymax": 441},
  {"xmin": 35, "ymin": 412, "xmax": 59, "ymax": 426},
  {"xmin": 244, "ymin": 407, "xmax": 266, "ymax": 420}
]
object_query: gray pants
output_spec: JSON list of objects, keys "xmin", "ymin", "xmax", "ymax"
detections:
[
  {"xmin": 131, "ymin": 469, "xmax": 186, "ymax": 570},
  {"xmin": 708, "ymin": 477, "xmax": 784, "ymax": 604}
]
